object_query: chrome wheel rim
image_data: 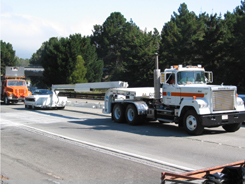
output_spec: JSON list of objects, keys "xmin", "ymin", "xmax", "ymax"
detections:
[
  {"xmin": 186, "ymin": 115, "xmax": 197, "ymax": 131},
  {"xmin": 114, "ymin": 107, "xmax": 121, "ymax": 119},
  {"xmin": 127, "ymin": 108, "xmax": 134, "ymax": 121}
]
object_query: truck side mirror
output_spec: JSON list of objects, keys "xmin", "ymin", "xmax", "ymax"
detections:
[
  {"xmin": 205, "ymin": 71, "xmax": 213, "ymax": 83},
  {"xmin": 160, "ymin": 73, "xmax": 165, "ymax": 84}
]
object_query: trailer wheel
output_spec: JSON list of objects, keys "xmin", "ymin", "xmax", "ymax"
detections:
[
  {"xmin": 125, "ymin": 104, "xmax": 141, "ymax": 125},
  {"xmin": 112, "ymin": 104, "xmax": 125, "ymax": 123},
  {"xmin": 183, "ymin": 110, "xmax": 204, "ymax": 135},
  {"xmin": 222, "ymin": 123, "xmax": 241, "ymax": 132}
]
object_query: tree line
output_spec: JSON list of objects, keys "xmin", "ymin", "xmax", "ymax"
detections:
[{"xmin": 1, "ymin": 2, "xmax": 245, "ymax": 92}]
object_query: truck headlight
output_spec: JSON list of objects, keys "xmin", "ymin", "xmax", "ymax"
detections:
[
  {"xmin": 237, "ymin": 101, "xmax": 244, "ymax": 106},
  {"xmin": 199, "ymin": 103, "xmax": 208, "ymax": 108},
  {"xmin": 8, "ymin": 93, "xmax": 13, "ymax": 97}
]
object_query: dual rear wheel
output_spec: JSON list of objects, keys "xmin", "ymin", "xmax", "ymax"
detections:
[{"xmin": 112, "ymin": 104, "xmax": 143, "ymax": 125}]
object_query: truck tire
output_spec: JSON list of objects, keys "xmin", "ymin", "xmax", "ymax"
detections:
[
  {"xmin": 125, "ymin": 104, "xmax": 141, "ymax": 125},
  {"xmin": 112, "ymin": 104, "xmax": 125, "ymax": 123},
  {"xmin": 222, "ymin": 123, "xmax": 241, "ymax": 132},
  {"xmin": 4, "ymin": 96, "xmax": 9, "ymax": 105},
  {"xmin": 183, "ymin": 110, "xmax": 204, "ymax": 135}
]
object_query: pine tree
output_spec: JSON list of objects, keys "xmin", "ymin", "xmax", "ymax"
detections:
[
  {"xmin": 222, "ymin": 1, "xmax": 245, "ymax": 92},
  {"xmin": 1, "ymin": 40, "xmax": 17, "ymax": 74},
  {"xmin": 91, "ymin": 12, "xmax": 127, "ymax": 80},
  {"xmin": 159, "ymin": 3, "xmax": 205, "ymax": 68},
  {"xmin": 69, "ymin": 55, "xmax": 87, "ymax": 83},
  {"xmin": 196, "ymin": 13, "xmax": 227, "ymax": 85}
]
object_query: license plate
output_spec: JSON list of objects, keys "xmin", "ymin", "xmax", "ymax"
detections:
[{"xmin": 222, "ymin": 115, "xmax": 228, "ymax": 120}]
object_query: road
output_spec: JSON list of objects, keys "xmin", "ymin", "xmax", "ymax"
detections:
[{"xmin": 1, "ymin": 99, "xmax": 245, "ymax": 183}]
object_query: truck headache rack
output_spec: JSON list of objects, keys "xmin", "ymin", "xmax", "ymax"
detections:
[
  {"xmin": 161, "ymin": 160, "xmax": 245, "ymax": 183},
  {"xmin": 5, "ymin": 66, "xmax": 25, "ymax": 78}
]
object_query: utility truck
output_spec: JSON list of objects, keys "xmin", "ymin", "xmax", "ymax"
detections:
[
  {"xmin": 52, "ymin": 54, "xmax": 245, "ymax": 135},
  {"xmin": 1, "ymin": 67, "xmax": 31, "ymax": 104}
]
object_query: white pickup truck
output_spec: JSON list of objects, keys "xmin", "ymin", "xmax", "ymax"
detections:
[{"xmin": 24, "ymin": 89, "xmax": 67, "ymax": 109}]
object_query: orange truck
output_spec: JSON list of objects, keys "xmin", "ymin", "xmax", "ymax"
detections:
[{"xmin": 1, "ymin": 67, "xmax": 31, "ymax": 104}]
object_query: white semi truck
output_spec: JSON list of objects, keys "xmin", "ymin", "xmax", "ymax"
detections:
[{"xmin": 52, "ymin": 55, "xmax": 245, "ymax": 135}]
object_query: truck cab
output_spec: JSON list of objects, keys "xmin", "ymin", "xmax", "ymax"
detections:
[
  {"xmin": 1, "ymin": 67, "xmax": 31, "ymax": 104},
  {"xmin": 161, "ymin": 65, "xmax": 212, "ymax": 106},
  {"xmin": 103, "ymin": 64, "xmax": 245, "ymax": 135},
  {"xmin": 160, "ymin": 65, "xmax": 245, "ymax": 135}
]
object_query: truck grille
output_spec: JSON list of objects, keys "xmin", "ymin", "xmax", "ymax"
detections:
[
  {"xmin": 212, "ymin": 90, "xmax": 235, "ymax": 111},
  {"xmin": 14, "ymin": 89, "xmax": 25, "ymax": 94},
  {"xmin": 15, "ymin": 89, "xmax": 24, "ymax": 94}
]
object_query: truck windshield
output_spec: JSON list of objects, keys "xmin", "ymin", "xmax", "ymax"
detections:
[
  {"xmin": 7, "ymin": 81, "xmax": 26, "ymax": 86},
  {"xmin": 177, "ymin": 71, "xmax": 205, "ymax": 84}
]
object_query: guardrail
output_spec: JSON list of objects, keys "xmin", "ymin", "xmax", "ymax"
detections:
[{"xmin": 58, "ymin": 92, "xmax": 105, "ymax": 100}]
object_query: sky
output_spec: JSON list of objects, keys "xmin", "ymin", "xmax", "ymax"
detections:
[{"xmin": 0, "ymin": 0, "xmax": 243, "ymax": 59}]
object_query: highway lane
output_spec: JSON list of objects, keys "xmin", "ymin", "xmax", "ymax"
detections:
[
  {"xmin": 1, "ymin": 101, "xmax": 245, "ymax": 183},
  {"xmin": 1, "ymin": 125, "xmax": 164, "ymax": 184}
]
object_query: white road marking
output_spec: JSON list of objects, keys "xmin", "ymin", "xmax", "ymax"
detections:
[{"xmin": 1, "ymin": 116, "xmax": 194, "ymax": 173}]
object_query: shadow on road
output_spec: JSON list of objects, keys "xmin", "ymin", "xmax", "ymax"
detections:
[
  {"xmin": 12, "ymin": 105, "xmax": 237, "ymax": 138},
  {"xmin": 1, "ymin": 102, "xmax": 24, "ymax": 105},
  {"xmin": 65, "ymin": 117, "xmax": 228, "ymax": 138}
]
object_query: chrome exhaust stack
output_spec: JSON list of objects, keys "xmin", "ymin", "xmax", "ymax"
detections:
[{"xmin": 154, "ymin": 53, "xmax": 161, "ymax": 100}]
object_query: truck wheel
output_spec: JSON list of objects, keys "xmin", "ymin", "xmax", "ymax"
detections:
[
  {"xmin": 222, "ymin": 123, "xmax": 241, "ymax": 132},
  {"xmin": 112, "ymin": 104, "xmax": 125, "ymax": 123},
  {"xmin": 183, "ymin": 110, "xmax": 204, "ymax": 135},
  {"xmin": 125, "ymin": 104, "xmax": 141, "ymax": 125},
  {"xmin": 4, "ymin": 96, "xmax": 9, "ymax": 105}
]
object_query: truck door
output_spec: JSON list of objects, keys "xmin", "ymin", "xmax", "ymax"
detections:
[{"xmin": 162, "ymin": 73, "xmax": 181, "ymax": 105}]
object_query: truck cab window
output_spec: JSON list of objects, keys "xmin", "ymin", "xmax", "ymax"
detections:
[
  {"xmin": 18, "ymin": 81, "xmax": 26, "ymax": 86},
  {"xmin": 8, "ymin": 81, "xmax": 17, "ymax": 86},
  {"xmin": 166, "ymin": 73, "xmax": 175, "ymax": 84},
  {"xmin": 177, "ymin": 71, "xmax": 205, "ymax": 84},
  {"xmin": 7, "ymin": 81, "xmax": 26, "ymax": 86}
]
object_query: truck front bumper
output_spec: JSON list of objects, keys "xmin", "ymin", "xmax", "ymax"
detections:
[
  {"xmin": 200, "ymin": 111, "xmax": 245, "ymax": 127},
  {"xmin": 8, "ymin": 96, "xmax": 25, "ymax": 102}
]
